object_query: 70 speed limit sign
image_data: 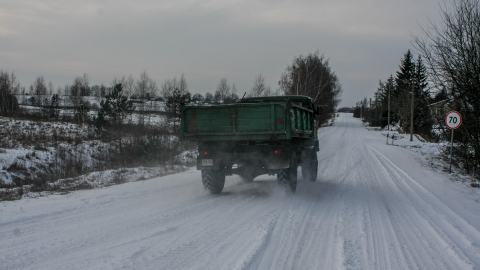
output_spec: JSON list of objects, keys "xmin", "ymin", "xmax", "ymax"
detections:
[
  {"xmin": 446, "ymin": 111, "xmax": 462, "ymax": 129},
  {"xmin": 446, "ymin": 111, "xmax": 462, "ymax": 173}
]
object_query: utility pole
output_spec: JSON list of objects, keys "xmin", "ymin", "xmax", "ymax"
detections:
[
  {"xmin": 388, "ymin": 82, "xmax": 391, "ymax": 131},
  {"xmin": 360, "ymin": 102, "xmax": 363, "ymax": 119},
  {"xmin": 370, "ymin": 98, "xmax": 372, "ymax": 124},
  {"xmin": 375, "ymin": 93, "xmax": 378, "ymax": 126},
  {"xmin": 410, "ymin": 77, "xmax": 416, "ymax": 141}
]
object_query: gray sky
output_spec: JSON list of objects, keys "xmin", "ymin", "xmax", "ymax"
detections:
[{"xmin": 1, "ymin": 0, "xmax": 443, "ymax": 107}]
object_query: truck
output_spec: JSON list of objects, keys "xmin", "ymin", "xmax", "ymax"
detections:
[{"xmin": 180, "ymin": 95, "xmax": 322, "ymax": 194}]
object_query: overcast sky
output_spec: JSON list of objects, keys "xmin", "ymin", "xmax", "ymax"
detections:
[{"xmin": 1, "ymin": 0, "xmax": 443, "ymax": 107}]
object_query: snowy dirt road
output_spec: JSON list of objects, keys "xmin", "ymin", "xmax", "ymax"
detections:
[{"xmin": 2, "ymin": 114, "xmax": 480, "ymax": 270}]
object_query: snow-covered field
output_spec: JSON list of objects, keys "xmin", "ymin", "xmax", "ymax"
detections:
[
  {"xmin": 0, "ymin": 115, "xmax": 190, "ymax": 191},
  {"xmin": 1, "ymin": 113, "xmax": 479, "ymax": 269}
]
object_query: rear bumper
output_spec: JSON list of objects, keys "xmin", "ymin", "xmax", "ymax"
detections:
[{"xmin": 196, "ymin": 147, "xmax": 291, "ymax": 170}]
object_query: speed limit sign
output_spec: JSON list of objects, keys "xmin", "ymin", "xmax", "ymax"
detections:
[
  {"xmin": 446, "ymin": 111, "xmax": 462, "ymax": 129},
  {"xmin": 446, "ymin": 111, "xmax": 462, "ymax": 173}
]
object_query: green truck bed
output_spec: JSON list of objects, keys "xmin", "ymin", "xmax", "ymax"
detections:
[
  {"xmin": 180, "ymin": 96, "xmax": 316, "ymax": 142},
  {"xmin": 179, "ymin": 96, "xmax": 321, "ymax": 194}
]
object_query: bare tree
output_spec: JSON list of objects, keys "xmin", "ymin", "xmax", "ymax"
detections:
[
  {"xmin": 146, "ymin": 79, "xmax": 159, "ymax": 124},
  {"xmin": 48, "ymin": 82, "xmax": 54, "ymax": 95},
  {"xmin": 70, "ymin": 77, "xmax": 82, "ymax": 107},
  {"xmin": 148, "ymin": 79, "xmax": 158, "ymax": 98},
  {"xmin": 412, "ymin": 0, "xmax": 480, "ymax": 172},
  {"xmin": 32, "ymin": 76, "xmax": 47, "ymax": 106},
  {"xmin": 32, "ymin": 76, "xmax": 47, "ymax": 96},
  {"xmin": 232, "ymin": 83, "xmax": 237, "ymax": 98},
  {"xmin": 134, "ymin": 70, "xmax": 154, "ymax": 125},
  {"xmin": 69, "ymin": 74, "xmax": 90, "ymax": 121},
  {"xmin": 279, "ymin": 51, "xmax": 342, "ymax": 124},
  {"xmin": 80, "ymin": 74, "xmax": 90, "ymax": 96},
  {"xmin": 161, "ymin": 77, "xmax": 177, "ymax": 98},
  {"xmin": 111, "ymin": 75, "xmax": 135, "ymax": 98},
  {"xmin": 100, "ymin": 84, "xmax": 107, "ymax": 97},
  {"xmin": 135, "ymin": 70, "xmax": 153, "ymax": 100},
  {"xmin": 249, "ymin": 74, "xmax": 272, "ymax": 97},
  {"xmin": 111, "ymin": 76, "xmax": 124, "ymax": 88},
  {"xmin": 124, "ymin": 75, "xmax": 135, "ymax": 98},
  {"xmin": 178, "ymin": 74, "xmax": 188, "ymax": 97},
  {"xmin": 214, "ymin": 78, "xmax": 230, "ymax": 102},
  {"xmin": 161, "ymin": 74, "xmax": 187, "ymax": 99},
  {"xmin": 10, "ymin": 72, "xmax": 20, "ymax": 95}
]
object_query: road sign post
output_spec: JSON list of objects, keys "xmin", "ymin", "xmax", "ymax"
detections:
[{"xmin": 446, "ymin": 111, "xmax": 462, "ymax": 173}]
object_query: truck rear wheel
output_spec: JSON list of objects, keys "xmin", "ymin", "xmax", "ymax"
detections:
[
  {"xmin": 302, "ymin": 150, "xmax": 318, "ymax": 182},
  {"xmin": 202, "ymin": 170, "xmax": 225, "ymax": 194},
  {"xmin": 277, "ymin": 154, "xmax": 297, "ymax": 193}
]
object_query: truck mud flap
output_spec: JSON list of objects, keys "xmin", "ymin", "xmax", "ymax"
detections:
[{"xmin": 267, "ymin": 156, "xmax": 290, "ymax": 169}]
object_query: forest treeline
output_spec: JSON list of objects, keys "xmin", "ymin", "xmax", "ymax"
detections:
[
  {"xmin": 0, "ymin": 51, "xmax": 342, "ymax": 125},
  {"xmin": 355, "ymin": 0, "xmax": 480, "ymax": 175},
  {"xmin": 0, "ymin": 51, "xmax": 342, "ymax": 195}
]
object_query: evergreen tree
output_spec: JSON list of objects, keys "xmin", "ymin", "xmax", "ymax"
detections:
[
  {"xmin": 49, "ymin": 94, "xmax": 60, "ymax": 120},
  {"xmin": 413, "ymin": 56, "xmax": 433, "ymax": 138},
  {"xmin": 396, "ymin": 50, "xmax": 415, "ymax": 81},
  {"xmin": 165, "ymin": 87, "xmax": 182, "ymax": 133},
  {"xmin": 0, "ymin": 71, "xmax": 19, "ymax": 115},
  {"xmin": 41, "ymin": 97, "xmax": 50, "ymax": 118},
  {"xmin": 74, "ymin": 101, "xmax": 90, "ymax": 123},
  {"xmin": 95, "ymin": 84, "xmax": 135, "ymax": 131},
  {"xmin": 394, "ymin": 50, "xmax": 416, "ymax": 132},
  {"xmin": 357, "ymin": 51, "xmax": 431, "ymax": 139},
  {"xmin": 433, "ymin": 87, "xmax": 448, "ymax": 103},
  {"xmin": 415, "ymin": 56, "xmax": 428, "ymax": 90}
]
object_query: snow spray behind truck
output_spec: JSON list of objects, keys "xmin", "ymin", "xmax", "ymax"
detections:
[{"xmin": 180, "ymin": 96, "xmax": 322, "ymax": 194}]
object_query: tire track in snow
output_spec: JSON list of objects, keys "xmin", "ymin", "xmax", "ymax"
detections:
[
  {"xmin": 3, "ymin": 114, "xmax": 480, "ymax": 270},
  {"xmin": 365, "ymin": 145, "xmax": 480, "ymax": 269}
]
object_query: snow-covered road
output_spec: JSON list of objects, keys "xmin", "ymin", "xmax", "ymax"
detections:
[{"xmin": 2, "ymin": 114, "xmax": 480, "ymax": 270}]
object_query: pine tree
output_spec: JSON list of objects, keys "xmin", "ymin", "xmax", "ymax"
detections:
[
  {"xmin": 415, "ymin": 56, "xmax": 428, "ymax": 90},
  {"xmin": 95, "ymin": 84, "xmax": 135, "ymax": 131},
  {"xmin": 165, "ymin": 87, "xmax": 182, "ymax": 133},
  {"xmin": 413, "ymin": 56, "xmax": 433, "ymax": 138},
  {"xmin": 396, "ymin": 50, "xmax": 415, "ymax": 82},
  {"xmin": 50, "ymin": 94, "xmax": 60, "ymax": 120},
  {"xmin": 394, "ymin": 50, "xmax": 416, "ymax": 132},
  {"xmin": 0, "ymin": 71, "xmax": 19, "ymax": 115},
  {"xmin": 433, "ymin": 87, "xmax": 448, "ymax": 103}
]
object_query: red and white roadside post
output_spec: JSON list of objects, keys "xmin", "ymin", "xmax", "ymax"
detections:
[{"xmin": 446, "ymin": 111, "xmax": 462, "ymax": 173}]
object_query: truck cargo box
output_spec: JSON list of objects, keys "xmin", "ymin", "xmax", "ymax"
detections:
[
  {"xmin": 180, "ymin": 96, "xmax": 318, "ymax": 142},
  {"xmin": 179, "ymin": 95, "xmax": 322, "ymax": 194}
]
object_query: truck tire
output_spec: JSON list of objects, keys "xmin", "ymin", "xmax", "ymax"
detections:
[
  {"xmin": 302, "ymin": 150, "xmax": 318, "ymax": 182},
  {"xmin": 202, "ymin": 170, "xmax": 225, "ymax": 194},
  {"xmin": 277, "ymin": 153, "xmax": 297, "ymax": 193}
]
